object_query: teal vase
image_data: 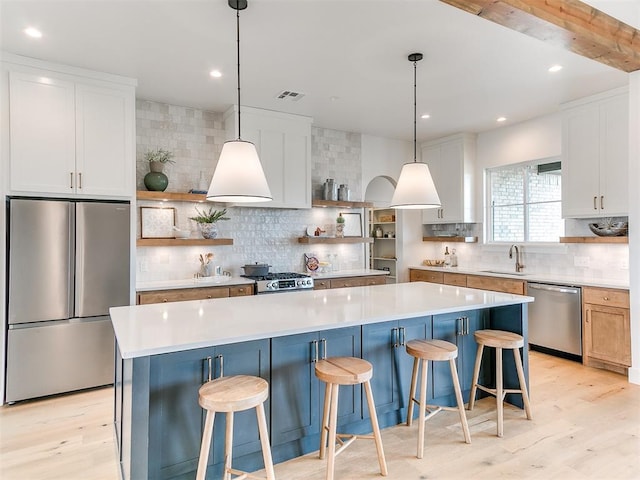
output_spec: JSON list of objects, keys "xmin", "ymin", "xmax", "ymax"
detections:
[
  {"xmin": 144, "ymin": 161, "xmax": 169, "ymax": 191},
  {"xmin": 144, "ymin": 171, "xmax": 169, "ymax": 191}
]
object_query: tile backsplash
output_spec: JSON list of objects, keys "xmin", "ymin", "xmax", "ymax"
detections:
[{"xmin": 136, "ymin": 99, "xmax": 365, "ymax": 282}]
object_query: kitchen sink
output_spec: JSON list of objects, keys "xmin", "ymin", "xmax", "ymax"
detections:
[{"xmin": 479, "ymin": 270, "xmax": 528, "ymax": 277}]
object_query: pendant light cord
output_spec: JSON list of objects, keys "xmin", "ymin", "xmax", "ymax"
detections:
[
  {"xmin": 413, "ymin": 58, "xmax": 417, "ymax": 163},
  {"xmin": 236, "ymin": 7, "xmax": 242, "ymax": 139}
]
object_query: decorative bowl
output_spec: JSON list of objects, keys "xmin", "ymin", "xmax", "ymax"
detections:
[
  {"xmin": 588, "ymin": 221, "xmax": 628, "ymax": 237},
  {"xmin": 422, "ymin": 259, "xmax": 445, "ymax": 267}
]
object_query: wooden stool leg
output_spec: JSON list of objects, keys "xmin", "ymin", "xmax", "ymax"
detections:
[
  {"xmin": 513, "ymin": 347, "xmax": 533, "ymax": 420},
  {"xmin": 325, "ymin": 383, "xmax": 339, "ymax": 480},
  {"xmin": 468, "ymin": 344, "xmax": 484, "ymax": 410},
  {"xmin": 417, "ymin": 358, "xmax": 428, "ymax": 459},
  {"xmin": 320, "ymin": 382, "xmax": 332, "ymax": 459},
  {"xmin": 406, "ymin": 357, "xmax": 419, "ymax": 426},
  {"xmin": 496, "ymin": 347, "xmax": 504, "ymax": 438},
  {"xmin": 256, "ymin": 402, "xmax": 276, "ymax": 480},
  {"xmin": 224, "ymin": 412, "xmax": 234, "ymax": 480},
  {"xmin": 449, "ymin": 358, "xmax": 471, "ymax": 444},
  {"xmin": 364, "ymin": 380, "xmax": 388, "ymax": 476},
  {"xmin": 196, "ymin": 409, "xmax": 215, "ymax": 480}
]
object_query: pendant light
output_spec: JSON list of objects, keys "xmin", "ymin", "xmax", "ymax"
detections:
[
  {"xmin": 390, "ymin": 53, "xmax": 441, "ymax": 209},
  {"xmin": 207, "ymin": 0, "xmax": 272, "ymax": 203}
]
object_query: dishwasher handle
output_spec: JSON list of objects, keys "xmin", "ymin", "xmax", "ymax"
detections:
[{"xmin": 528, "ymin": 284, "xmax": 580, "ymax": 295}]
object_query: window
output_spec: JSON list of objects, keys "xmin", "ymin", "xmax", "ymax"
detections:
[{"xmin": 487, "ymin": 159, "xmax": 564, "ymax": 242}]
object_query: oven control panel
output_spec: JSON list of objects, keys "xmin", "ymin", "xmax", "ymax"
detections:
[{"xmin": 258, "ymin": 278, "xmax": 314, "ymax": 293}]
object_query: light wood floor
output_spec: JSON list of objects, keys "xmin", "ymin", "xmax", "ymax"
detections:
[{"xmin": 1, "ymin": 351, "xmax": 639, "ymax": 479}]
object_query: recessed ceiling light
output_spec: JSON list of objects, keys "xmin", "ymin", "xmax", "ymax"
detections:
[
  {"xmin": 421, "ymin": 114, "xmax": 430, "ymax": 119},
  {"xmin": 548, "ymin": 65, "xmax": 563, "ymax": 73},
  {"xmin": 209, "ymin": 70, "xmax": 222, "ymax": 78},
  {"xmin": 24, "ymin": 27, "xmax": 42, "ymax": 38},
  {"xmin": 497, "ymin": 116, "xmax": 507, "ymax": 123}
]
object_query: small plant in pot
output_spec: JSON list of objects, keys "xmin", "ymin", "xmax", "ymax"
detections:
[
  {"xmin": 189, "ymin": 207, "xmax": 229, "ymax": 239},
  {"xmin": 143, "ymin": 148, "xmax": 175, "ymax": 192}
]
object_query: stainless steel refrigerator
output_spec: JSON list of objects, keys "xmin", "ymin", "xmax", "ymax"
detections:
[{"xmin": 5, "ymin": 197, "xmax": 130, "ymax": 403}]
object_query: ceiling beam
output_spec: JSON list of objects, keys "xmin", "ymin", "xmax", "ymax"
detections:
[{"xmin": 440, "ymin": 0, "xmax": 640, "ymax": 72}]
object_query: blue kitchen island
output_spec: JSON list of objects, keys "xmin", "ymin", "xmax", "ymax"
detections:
[{"xmin": 110, "ymin": 282, "xmax": 533, "ymax": 480}]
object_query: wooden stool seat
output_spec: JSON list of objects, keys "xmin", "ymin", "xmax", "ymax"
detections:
[
  {"xmin": 474, "ymin": 329, "xmax": 524, "ymax": 349},
  {"xmin": 315, "ymin": 356, "xmax": 373, "ymax": 385},
  {"xmin": 315, "ymin": 357, "xmax": 387, "ymax": 480},
  {"xmin": 468, "ymin": 329, "xmax": 532, "ymax": 438},
  {"xmin": 199, "ymin": 375, "xmax": 268, "ymax": 412},
  {"xmin": 405, "ymin": 339, "xmax": 471, "ymax": 459},
  {"xmin": 196, "ymin": 375, "xmax": 275, "ymax": 480},
  {"xmin": 406, "ymin": 338, "xmax": 458, "ymax": 361}
]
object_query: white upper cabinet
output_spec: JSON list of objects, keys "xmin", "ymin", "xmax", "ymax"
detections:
[
  {"xmin": 562, "ymin": 89, "xmax": 628, "ymax": 218},
  {"xmin": 224, "ymin": 106, "xmax": 312, "ymax": 209},
  {"xmin": 421, "ymin": 133, "xmax": 476, "ymax": 224},
  {"xmin": 6, "ymin": 58, "xmax": 136, "ymax": 198}
]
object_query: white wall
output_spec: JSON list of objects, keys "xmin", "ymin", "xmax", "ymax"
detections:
[
  {"xmin": 474, "ymin": 112, "xmax": 562, "ymax": 220},
  {"xmin": 0, "ymin": 60, "xmax": 9, "ymax": 404},
  {"xmin": 628, "ymin": 72, "xmax": 639, "ymax": 384},
  {"xmin": 361, "ymin": 134, "xmax": 422, "ymax": 282}
]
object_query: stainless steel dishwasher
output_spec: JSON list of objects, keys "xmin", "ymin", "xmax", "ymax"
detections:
[{"xmin": 527, "ymin": 283, "xmax": 582, "ymax": 361}]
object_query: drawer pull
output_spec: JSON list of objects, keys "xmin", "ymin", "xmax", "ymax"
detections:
[
  {"xmin": 593, "ymin": 196, "xmax": 597, "ymax": 210},
  {"xmin": 603, "ymin": 296, "xmax": 609, "ymax": 301},
  {"xmin": 207, "ymin": 295, "xmax": 212, "ymax": 299},
  {"xmin": 162, "ymin": 298, "xmax": 168, "ymax": 303},
  {"xmin": 70, "ymin": 172, "xmax": 74, "ymax": 189}
]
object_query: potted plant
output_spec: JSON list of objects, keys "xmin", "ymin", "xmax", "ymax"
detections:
[
  {"xmin": 189, "ymin": 207, "xmax": 229, "ymax": 239},
  {"xmin": 336, "ymin": 212, "xmax": 345, "ymax": 238},
  {"xmin": 143, "ymin": 148, "xmax": 175, "ymax": 192}
]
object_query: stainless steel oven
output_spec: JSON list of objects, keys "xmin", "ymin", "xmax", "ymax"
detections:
[{"xmin": 242, "ymin": 272, "xmax": 314, "ymax": 294}]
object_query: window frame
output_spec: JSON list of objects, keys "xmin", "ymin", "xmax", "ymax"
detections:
[{"xmin": 485, "ymin": 157, "xmax": 563, "ymax": 244}]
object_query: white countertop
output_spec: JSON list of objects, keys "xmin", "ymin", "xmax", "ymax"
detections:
[
  {"xmin": 408, "ymin": 265, "xmax": 629, "ymax": 290},
  {"xmin": 137, "ymin": 276, "xmax": 255, "ymax": 292},
  {"xmin": 111, "ymin": 282, "xmax": 533, "ymax": 359},
  {"xmin": 136, "ymin": 269, "xmax": 389, "ymax": 291},
  {"xmin": 309, "ymin": 268, "xmax": 390, "ymax": 280}
]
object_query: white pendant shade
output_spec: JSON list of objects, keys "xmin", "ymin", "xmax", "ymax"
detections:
[
  {"xmin": 206, "ymin": 140, "xmax": 272, "ymax": 203},
  {"xmin": 390, "ymin": 162, "xmax": 441, "ymax": 209}
]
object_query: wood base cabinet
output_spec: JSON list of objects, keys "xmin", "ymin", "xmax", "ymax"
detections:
[
  {"xmin": 137, "ymin": 285, "xmax": 253, "ymax": 304},
  {"xmin": 141, "ymin": 339, "xmax": 270, "ymax": 480},
  {"xmin": 583, "ymin": 287, "xmax": 630, "ymax": 374},
  {"xmin": 361, "ymin": 317, "xmax": 430, "ymax": 422},
  {"xmin": 270, "ymin": 326, "xmax": 361, "ymax": 462},
  {"xmin": 313, "ymin": 275, "xmax": 387, "ymax": 290}
]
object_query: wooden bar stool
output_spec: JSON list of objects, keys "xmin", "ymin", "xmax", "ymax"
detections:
[
  {"xmin": 405, "ymin": 339, "xmax": 471, "ymax": 459},
  {"xmin": 468, "ymin": 329, "xmax": 533, "ymax": 437},
  {"xmin": 315, "ymin": 356, "xmax": 388, "ymax": 480},
  {"xmin": 196, "ymin": 375, "xmax": 275, "ymax": 480}
]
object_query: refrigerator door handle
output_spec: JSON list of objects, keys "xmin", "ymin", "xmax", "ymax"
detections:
[{"xmin": 69, "ymin": 203, "xmax": 76, "ymax": 316}]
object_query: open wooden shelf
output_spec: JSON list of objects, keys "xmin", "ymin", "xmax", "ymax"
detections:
[
  {"xmin": 137, "ymin": 238, "xmax": 233, "ymax": 247},
  {"xmin": 559, "ymin": 236, "xmax": 628, "ymax": 244},
  {"xmin": 297, "ymin": 236, "xmax": 374, "ymax": 244},
  {"xmin": 311, "ymin": 199, "xmax": 373, "ymax": 209},
  {"xmin": 136, "ymin": 191, "xmax": 208, "ymax": 202},
  {"xmin": 423, "ymin": 236, "xmax": 478, "ymax": 243}
]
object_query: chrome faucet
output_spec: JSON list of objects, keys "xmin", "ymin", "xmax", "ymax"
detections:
[{"xmin": 509, "ymin": 245, "xmax": 524, "ymax": 272}]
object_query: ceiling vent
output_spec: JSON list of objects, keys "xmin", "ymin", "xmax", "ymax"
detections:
[{"xmin": 275, "ymin": 90, "xmax": 305, "ymax": 102}]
